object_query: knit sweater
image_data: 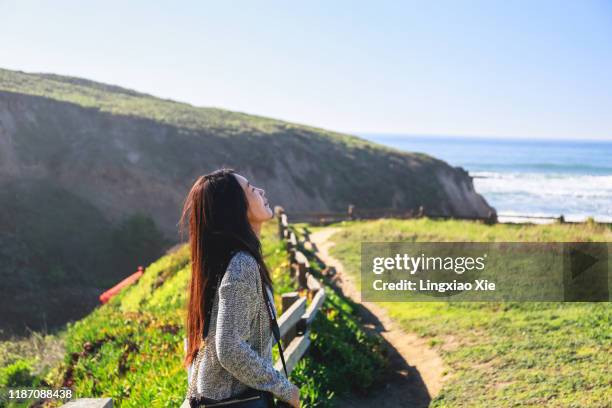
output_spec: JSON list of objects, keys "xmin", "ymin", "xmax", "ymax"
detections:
[{"xmin": 185, "ymin": 250, "xmax": 297, "ymax": 404}]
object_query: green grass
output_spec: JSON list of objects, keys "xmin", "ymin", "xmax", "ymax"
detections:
[
  {"xmin": 0, "ymin": 68, "xmax": 385, "ymax": 147},
  {"xmin": 321, "ymin": 218, "xmax": 612, "ymax": 408}
]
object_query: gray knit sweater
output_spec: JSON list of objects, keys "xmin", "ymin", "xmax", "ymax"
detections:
[{"xmin": 186, "ymin": 250, "xmax": 297, "ymax": 404}]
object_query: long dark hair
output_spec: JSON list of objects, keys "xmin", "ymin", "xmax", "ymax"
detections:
[{"xmin": 179, "ymin": 168, "xmax": 273, "ymax": 368}]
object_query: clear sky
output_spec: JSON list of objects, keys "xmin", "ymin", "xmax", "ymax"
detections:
[{"xmin": 1, "ymin": 0, "xmax": 611, "ymax": 140}]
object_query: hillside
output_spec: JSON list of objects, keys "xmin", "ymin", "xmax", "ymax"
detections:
[
  {"xmin": 0, "ymin": 68, "xmax": 494, "ymax": 225},
  {"xmin": 0, "ymin": 67, "xmax": 494, "ymax": 335}
]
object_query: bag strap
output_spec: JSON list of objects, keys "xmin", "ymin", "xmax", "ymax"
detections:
[{"xmin": 260, "ymin": 275, "xmax": 289, "ymax": 378}]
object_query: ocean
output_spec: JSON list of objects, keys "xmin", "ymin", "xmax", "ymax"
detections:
[{"xmin": 360, "ymin": 135, "xmax": 612, "ymax": 223}]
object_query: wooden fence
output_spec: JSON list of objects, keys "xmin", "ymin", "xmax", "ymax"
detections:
[
  {"xmin": 286, "ymin": 204, "xmax": 496, "ymax": 225},
  {"xmin": 271, "ymin": 206, "xmax": 326, "ymax": 374},
  {"xmin": 284, "ymin": 204, "xmax": 610, "ymax": 226}
]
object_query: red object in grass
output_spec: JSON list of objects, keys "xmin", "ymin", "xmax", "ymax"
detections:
[{"xmin": 99, "ymin": 266, "xmax": 145, "ymax": 304}]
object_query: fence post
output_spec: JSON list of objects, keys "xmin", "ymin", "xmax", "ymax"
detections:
[
  {"xmin": 278, "ymin": 297, "xmax": 306, "ymax": 347},
  {"xmin": 275, "ymin": 206, "xmax": 285, "ymax": 239},
  {"xmin": 288, "ymin": 231, "xmax": 298, "ymax": 249},
  {"xmin": 306, "ymin": 274, "xmax": 321, "ymax": 300},
  {"xmin": 297, "ymin": 263, "xmax": 307, "ymax": 289},
  {"xmin": 282, "ymin": 292, "xmax": 300, "ymax": 313},
  {"xmin": 281, "ymin": 292, "xmax": 299, "ymax": 345},
  {"xmin": 486, "ymin": 210, "xmax": 498, "ymax": 225},
  {"xmin": 301, "ymin": 227, "xmax": 310, "ymax": 241},
  {"xmin": 294, "ymin": 251, "xmax": 309, "ymax": 289},
  {"xmin": 282, "ymin": 291, "xmax": 300, "ymax": 346},
  {"xmin": 288, "ymin": 248, "xmax": 297, "ymax": 266},
  {"xmin": 271, "ymin": 212, "xmax": 328, "ymax": 376}
]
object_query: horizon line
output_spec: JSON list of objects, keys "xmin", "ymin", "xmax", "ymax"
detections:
[{"xmin": 354, "ymin": 132, "xmax": 612, "ymax": 143}]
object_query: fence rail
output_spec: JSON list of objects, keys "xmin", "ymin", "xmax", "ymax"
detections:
[
  {"xmin": 286, "ymin": 205, "xmax": 496, "ymax": 225},
  {"xmin": 272, "ymin": 206, "xmax": 326, "ymax": 374},
  {"xmin": 284, "ymin": 204, "xmax": 611, "ymax": 226}
]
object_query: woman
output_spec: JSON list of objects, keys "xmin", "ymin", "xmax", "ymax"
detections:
[{"xmin": 179, "ymin": 168, "xmax": 300, "ymax": 407}]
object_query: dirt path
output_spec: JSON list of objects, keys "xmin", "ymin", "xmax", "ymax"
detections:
[{"xmin": 310, "ymin": 227, "xmax": 445, "ymax": 408}]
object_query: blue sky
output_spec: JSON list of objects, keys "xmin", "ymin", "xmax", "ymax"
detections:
[{"xmin": 1, "ymin": 0, "xmax": 611, "ymax": 140}]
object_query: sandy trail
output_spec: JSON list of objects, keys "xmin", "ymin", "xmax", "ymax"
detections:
[{"xmin": 310, "ymin": 227, "xmax": 445, "ymax": 408}]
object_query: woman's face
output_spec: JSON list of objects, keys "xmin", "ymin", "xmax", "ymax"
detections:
[{"xmin": 233, "ymin": 173, "xmax": 274, "ymax": 223}]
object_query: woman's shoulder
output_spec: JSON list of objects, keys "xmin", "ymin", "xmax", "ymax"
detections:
[{"xmin": 222, "ymin": 250, "xmax": 259, "ymax": 286}]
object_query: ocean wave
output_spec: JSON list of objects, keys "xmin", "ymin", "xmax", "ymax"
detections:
[
  {"xmin": 471, "ymin": 172, "xmax": 612, "ymax": 220},
  {"xmin": 365, "ymin": 135, "xmax": 612, "ymax": 220},
  {"xmin": 472, "ymin": 172, "xmax": 612, "ymax": 197},
  {"xmin": 463, "ymin": 162, "xmax": 612, "ymax": 174}
]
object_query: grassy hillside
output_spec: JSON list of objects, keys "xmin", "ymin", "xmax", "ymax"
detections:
[
  {"xmin": 322, "ymin": 218, "xmax": 612, "ymax": 407},
  {"xmin": 0, "ymin": 69, "xmax": 373, "ymax": 144},
  {"xmin": 0, "ymin": 67, "xmax": 490, "ymax": 217},
  {"xmin": 0, "ymin": 222, "xmax": 387, "ymax": 408}
]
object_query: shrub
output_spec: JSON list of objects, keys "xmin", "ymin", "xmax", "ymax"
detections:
[{"xmin": 0, "ymin": 359, "xmax": 36, "ymax": 387}]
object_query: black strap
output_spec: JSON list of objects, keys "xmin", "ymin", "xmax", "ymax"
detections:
[
  {"xmin": 202, "ymin": 274, "xmax": 222, "ymax": 339},
  {"xmin": 261, "ymin": 278, "xmax": 289, "ymax": 378}
]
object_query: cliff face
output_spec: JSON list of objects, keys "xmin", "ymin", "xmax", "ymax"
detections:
[
  {"xmin": 0, "ymin": 68, "xmax": 495, "ymax": 334},
  {"xmin": 0, "ymin": 83, "xmax": 494, "ymax": 240},
  {"xmin": 434, "ymin": 166, "xmax": 494, "ymax": 218}
]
